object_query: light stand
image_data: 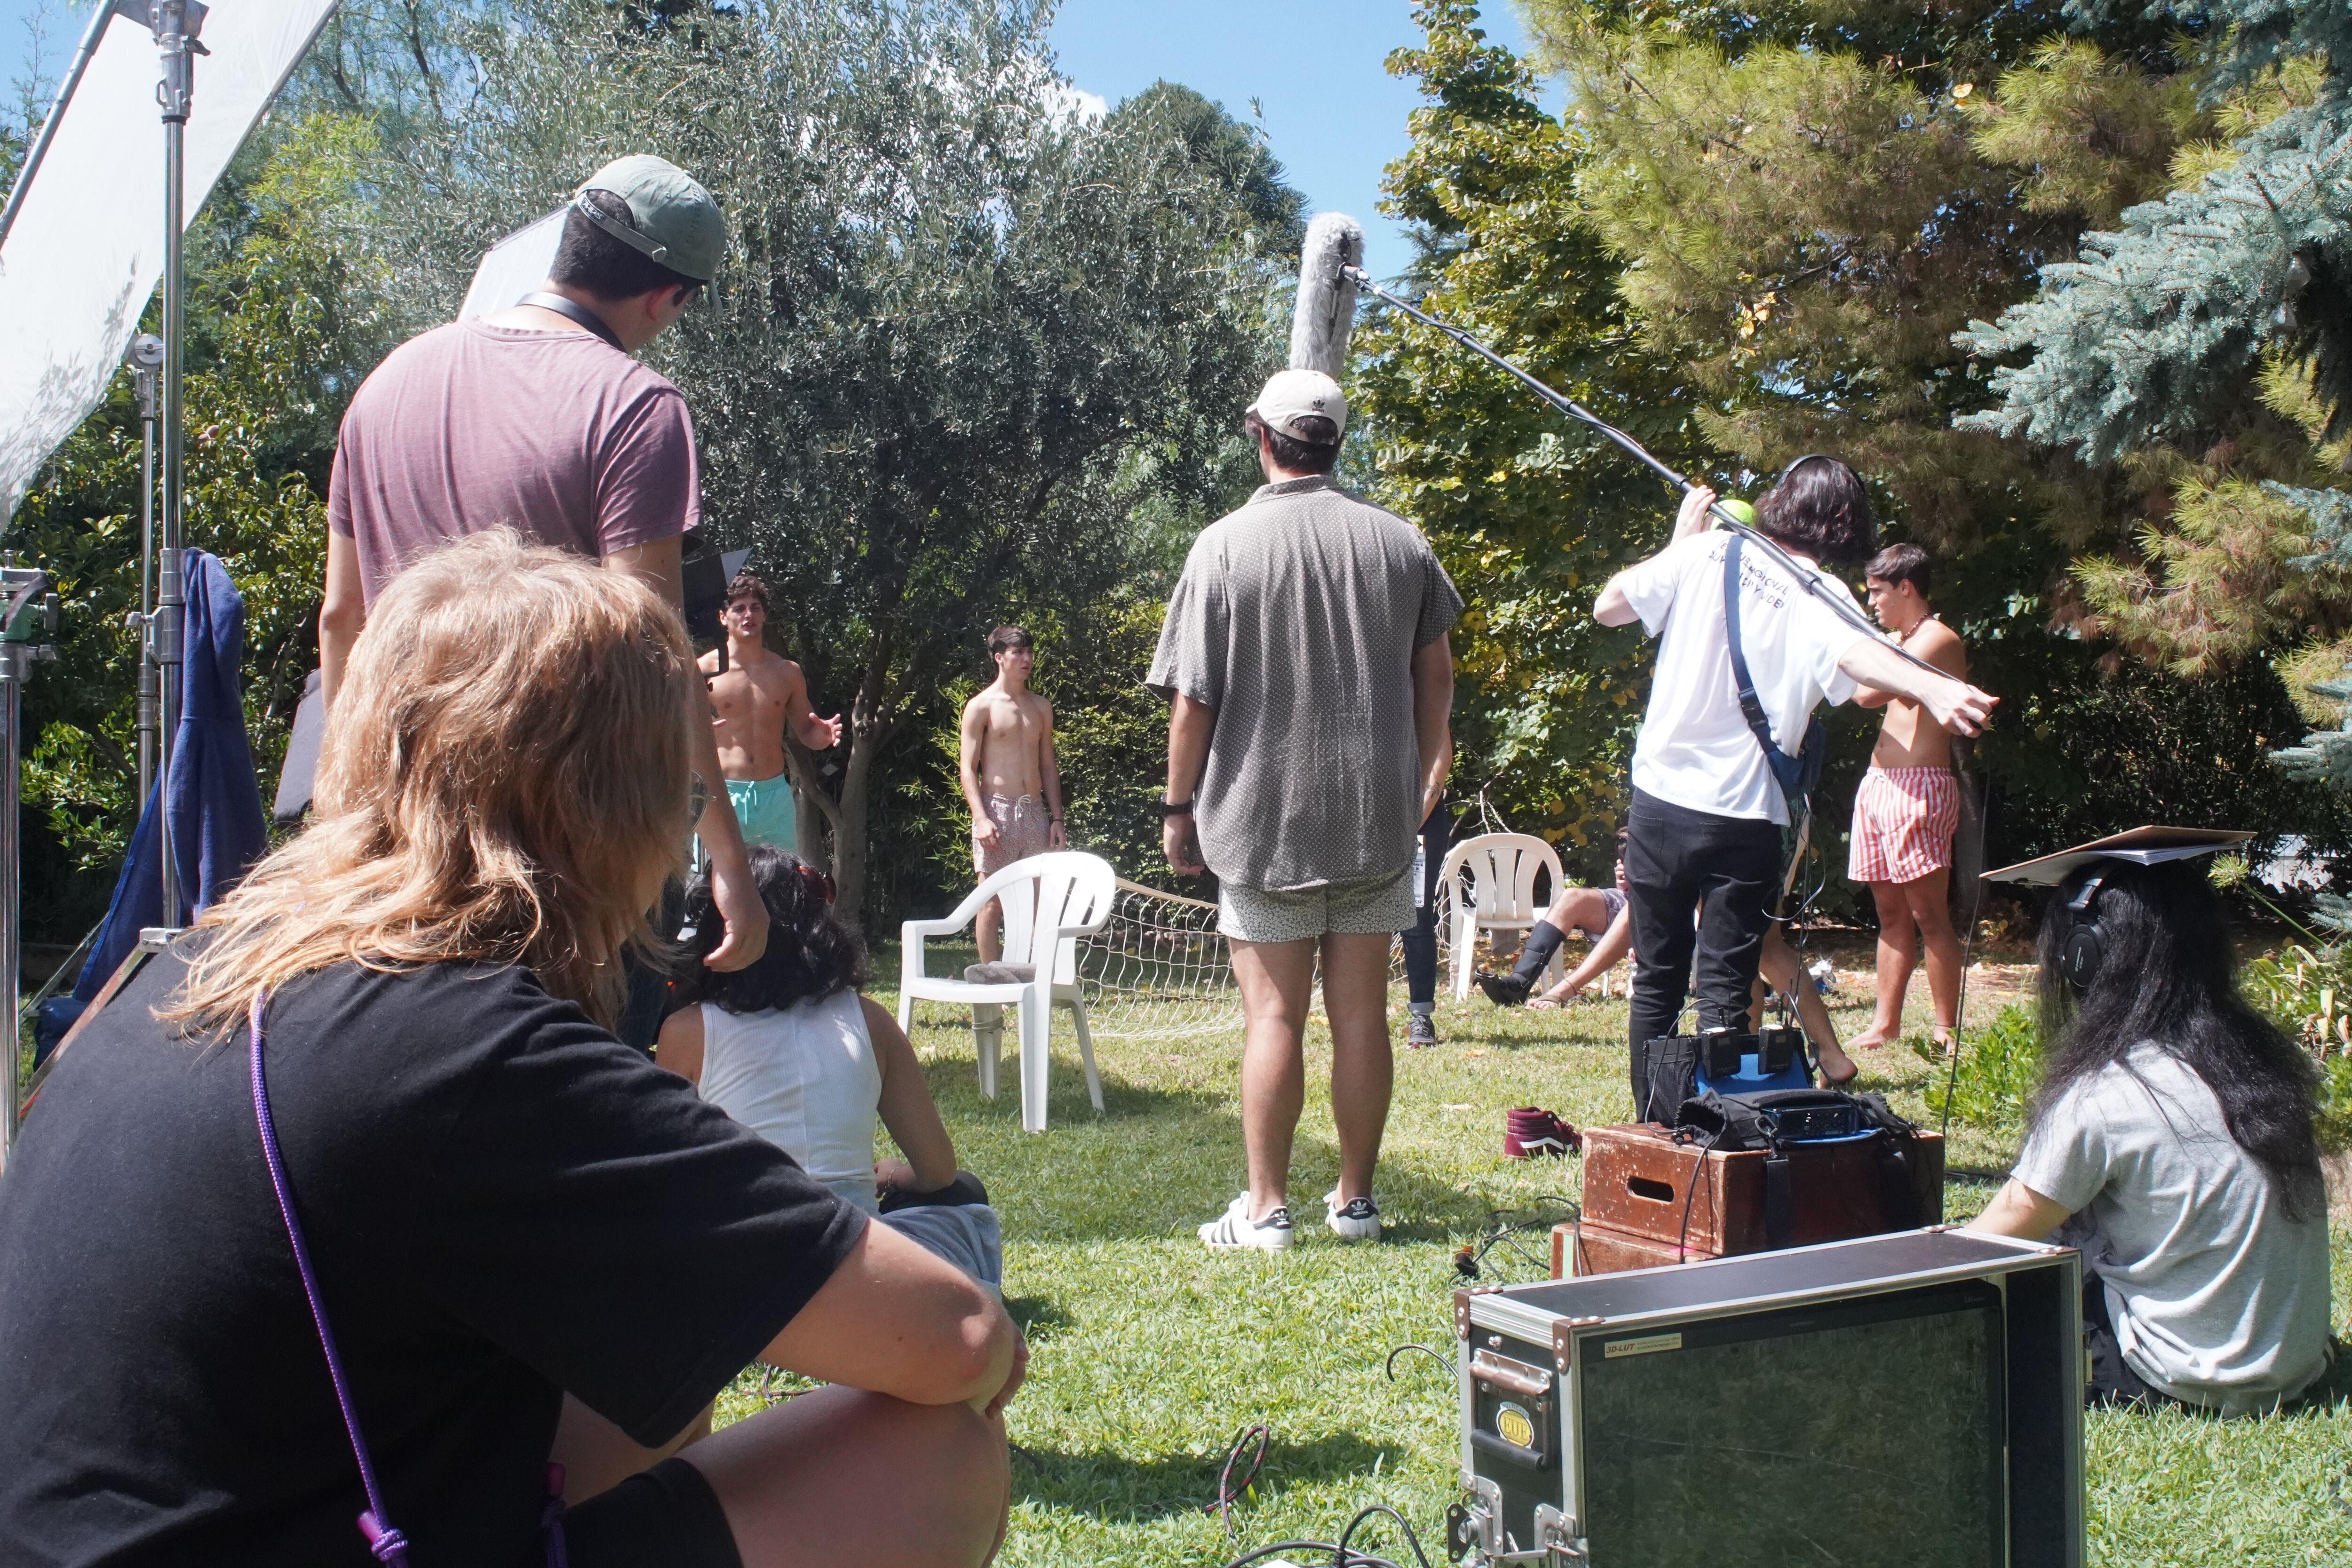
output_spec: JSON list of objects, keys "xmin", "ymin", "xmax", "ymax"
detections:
[
  {"xmin": 128, "ymin": 332, "xmax": 163, "ymax": 805},
  {"xmin": 151, "ymin": 0, "xmax": 208, "ymax": 930},
  {"xmin": 2, "ymin": 567, "xmax": 61, "ymax": 1157}
]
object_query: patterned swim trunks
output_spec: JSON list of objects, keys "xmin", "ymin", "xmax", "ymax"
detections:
[
  {"xmin": 973, "ymin": 793, "xmax": 1051, "ymax": 876},
  {"xmin": 1216, "ymin": 865, "xmax": 1417, "ymax": 944},
  {"xmin": 1848, "ymin": 766, "xmax": 1960, "ymax": 885}
]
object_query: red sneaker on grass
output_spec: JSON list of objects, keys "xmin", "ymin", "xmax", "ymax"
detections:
[{"xmin": 1505, "ymin": 1106, "xmax": 1581, "ymax": 1159}]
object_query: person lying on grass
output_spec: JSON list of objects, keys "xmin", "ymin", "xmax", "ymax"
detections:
[
  {"xmin": 660, "ymin": 844, "xmax": 1004, "ymax": 1293},
  {"xmin": 0, "ymin": 531, "xmax": 1022, "ymax": 1568},
  {"xmin": 1967, "ymin": 858, "xmax": 2332, "ymax": 1416}
]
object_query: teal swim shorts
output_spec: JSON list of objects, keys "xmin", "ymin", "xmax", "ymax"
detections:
[{"xmin": 722, "ymin": 772, "xmax": 797, "ymax": 849}]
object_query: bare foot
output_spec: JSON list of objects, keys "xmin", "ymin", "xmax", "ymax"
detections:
[
  {"xmin": 1846, "ymin": 1027, "xmax": 1899, "ymax": 1050},
  {"xmin": 1528, "ymin": 983, "xmax": 1584, "ymax": 1011},
  {"xmin": 1818, "ymin": 1042, "xmax": 1859, "ymax": 1085},
  {"xmin": 1932, "ymin": 1028, "xmax": 1957, "ymax": 1058}
]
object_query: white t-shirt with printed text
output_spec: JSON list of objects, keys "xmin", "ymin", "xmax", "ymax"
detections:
[{"xmin": 1616, "ymin": 530, "xmax": 1869, "ymax": 824}]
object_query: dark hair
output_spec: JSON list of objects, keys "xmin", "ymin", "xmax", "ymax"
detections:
[
  {"xmin": 986, "ymin": 625, "xmax": 1033, "ymax": 655},
  {"xmin": 1864, "ymin": 542, "xmax": 1932, "ymax": 597},
  {"xmin": 550, "ymin": 190, "xmax": 703, "ymax": 304},
  {"xmin": 1754, "ymin": 455, "xmax": 1877, "ymax": 564},
  {"xmin": 1244, "ymin": 411, "xmax": 1340, "ymax": 476},
  {"xmin": 726, "ymin": 572, "xmax": 769, "ymax": 611},
  {"xmin": 2033, "ymin": 860, "xmax": 2324, "ymax": 1221},
  {"xmin": 682, "ymin": 844, "xmax": 868, "ymax": 1013}
]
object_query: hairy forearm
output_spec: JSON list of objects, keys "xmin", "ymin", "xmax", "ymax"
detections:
[
  {"xmin": 1166, "ymin": 695, "xmax": 1215, "ymax": 801},
  {"xmin": 1413, "ymin": 636, "xmax": 1454, "ymax": 821},
  {"xmin": 1838, "ymin": 637, "xmax": 1937, "ymax": 706},
  {"xmin": 319, "ymin": 620, "xmax": 360, "ymax": 708},
  {"xmin": 693, "ymin": 718, "xmax": 746, "ymax": 853}
]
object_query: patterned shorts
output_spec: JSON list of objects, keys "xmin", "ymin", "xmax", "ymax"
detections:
[
  {"xmin": 1848, "ymin": 766, "xmax": 1960, "ymax": 885},
  {"xmin": 1217, "ymin": 866, "xmax": 1417, "ymax": 944},
  {"xmin": 973, "ymin": 793, "xmax": 1051, "ymax": 876}
]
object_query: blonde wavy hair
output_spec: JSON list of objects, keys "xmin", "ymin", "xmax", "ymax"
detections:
[{"xmin": 167, "ymin": 530, "xmax": 696, "ymax": 1033}]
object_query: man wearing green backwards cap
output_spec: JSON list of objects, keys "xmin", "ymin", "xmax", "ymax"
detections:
[{"xmin": 318, "ymin": 155, "xmax": 780, "ymax": 990}]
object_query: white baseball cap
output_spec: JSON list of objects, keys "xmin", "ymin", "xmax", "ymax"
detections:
[{"xmin": 1249, "ymin": 369, "xmax": 1347, "ymax": 442}]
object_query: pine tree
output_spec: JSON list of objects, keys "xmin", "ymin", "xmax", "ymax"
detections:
[
  {"xmin": 1478, "ymin": 0, "xmax": 2352, "ymax": 868},
  {"xmin": 1958, "ymin": 0, "xmax": 2352, "ymax": 857}
]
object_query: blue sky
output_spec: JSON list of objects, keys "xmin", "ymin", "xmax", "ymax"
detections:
[
  {"xmin": 4, "ymin": 0, "xmax": 1547, "ymax": 278},
  {"xmin": 1048, "ymin": 0, "xmax": 1545, "ymax": 280}
]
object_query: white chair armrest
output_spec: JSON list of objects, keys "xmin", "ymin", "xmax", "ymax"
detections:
[{"xmin": 901, "ymin": 916, "xmax": 970, "ymax": 940}]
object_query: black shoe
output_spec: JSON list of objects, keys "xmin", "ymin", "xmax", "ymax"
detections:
[
  {"xmin": 1407, "ymin": 1011, "xmax": 1438, "ymax": 1048},
  {"xmin": 1477, "ymin": 971, "xmax": 1532, "ymax": 1007}
]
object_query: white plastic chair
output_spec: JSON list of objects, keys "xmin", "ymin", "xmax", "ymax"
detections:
[
  {"xmin": 897, "ymin": 852, "xmax": 1115, "ymax": 1133},
  {"xmin": 1442, "ymin": 833, "xmax": 1565, "ymax": 1000}
]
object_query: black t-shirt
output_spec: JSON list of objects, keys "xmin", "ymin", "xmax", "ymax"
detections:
[{"xmin": 0, "ymin": 953, "xmax": 865, "ymax": 1568}]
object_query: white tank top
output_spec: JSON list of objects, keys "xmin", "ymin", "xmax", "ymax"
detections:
[{"xmin": 696, "ymin": 990, "xmax": 881, "ymax": 1214}]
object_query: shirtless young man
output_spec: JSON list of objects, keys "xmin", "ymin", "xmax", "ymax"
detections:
[
  {"xmin": 699, "ymin": 573, "xmax": 842, "ymax": 852},
  {"xmin": 958, "ymin": 626, "xmax": 1065, "ymax": 963},
  {"xmin": 1847, "ymin": 543, "xmax": 1971, "ymax": 1049}
]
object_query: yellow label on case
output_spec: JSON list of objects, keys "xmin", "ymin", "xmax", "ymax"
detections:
[
  {"xmin": 1604, "ymin": 1332, "xmax": 1684, "ymax": 1359},
  {"xmin": 1494, "ymin": 1403, "xmax": 1535, "ymax": 1448}
]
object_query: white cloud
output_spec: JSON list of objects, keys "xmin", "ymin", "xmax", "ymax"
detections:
[{"xmin": 1047, "ymin": 81, "xmax": 1108, "ymax": 124}]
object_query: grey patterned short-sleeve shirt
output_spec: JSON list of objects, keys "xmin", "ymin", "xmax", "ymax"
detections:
[{"xmin": 1147, "ymin": 476, "xmax": 1462, "ymax": 891}]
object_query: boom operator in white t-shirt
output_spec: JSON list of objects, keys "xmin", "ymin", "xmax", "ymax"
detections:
[{"xmin": 1590, "ymin": 467, "xmax": 1998, "ymax": 1115}]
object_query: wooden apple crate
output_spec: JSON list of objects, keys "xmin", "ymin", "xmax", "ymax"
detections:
[{"xmin": 1550, "ymin": 1120, "xmax": 1945, "ymax": 1277}]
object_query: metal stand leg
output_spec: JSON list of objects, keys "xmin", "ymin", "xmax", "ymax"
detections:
[{"xmin": 1, "ymin": 570, "xmax": 60, "ymax": 1162}]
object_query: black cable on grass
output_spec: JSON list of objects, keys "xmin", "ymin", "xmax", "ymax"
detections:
[
  {"xmin": 1335, "ymin": 1503, "xmax": 1437, "ymax": 1568},
  {"xmin": 1454, "ymin": 1197, "xmax": 1579, "ymax": 1282},
  {"xmin": 1216, "ymin": 1545, "xmax": 1398, "ymax": 1568},
  {"xmin": 1204, "ymin": 1423, "xmax": 1271, "ymax": 1536},
  {"xmin": 1384, "ymin": 1343, "xmax": 1456, "ymax": 1383}
]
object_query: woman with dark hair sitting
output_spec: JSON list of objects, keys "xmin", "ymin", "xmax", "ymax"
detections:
[
  {"xmin": 1968, "ymin": 855, "xmax": 2333, "ymax": 1415},
  {"xmin": 660, "ymin": 845, "xmax": 1002, "ymax": 1290}
]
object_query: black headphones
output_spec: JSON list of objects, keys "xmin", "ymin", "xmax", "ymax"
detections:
[
  {"xmin": 2059, "ymin": 872, "xmax": 2110, "ymax": 996},
  {"xmin": 1767, "ymin": 452, "xmax": 1856, "ymax": 491}
]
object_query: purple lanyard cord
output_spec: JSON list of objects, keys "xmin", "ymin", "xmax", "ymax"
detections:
[
  {"xmin": 248, "ymin": 988, "xmax": 570, "ymax": 1568},
  {"xmin": 247, "ymin": 989, "xmax": 413, "ymax": 1567}
]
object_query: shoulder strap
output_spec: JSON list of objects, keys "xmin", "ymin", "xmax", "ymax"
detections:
[
  {"xmin": 249, "ymin": 991, "xmax": 414, "ymax": 1567},
  {"xmin": 514, "ymin": 291, "xmax": 626, "ymax": 353},
  {"xmin": 1723, "ymin": 535, "xmax": 1785, "ymax": 768},
  {"xmin": 1724, "ymin": 535, "xmax": 1825, "ymax": 807}
]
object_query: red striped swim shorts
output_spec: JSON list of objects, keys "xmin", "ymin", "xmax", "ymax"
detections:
[{"xmin": 1847, "ymin": 766, "xmax": 1959, "ymax": 885}]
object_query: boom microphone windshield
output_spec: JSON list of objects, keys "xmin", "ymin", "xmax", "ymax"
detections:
[{"xmin": 1289, "ymin": 212, "xmax": 1364, "ymax": 376}]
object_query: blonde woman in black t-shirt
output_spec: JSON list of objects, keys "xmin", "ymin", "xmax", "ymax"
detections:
[{"xmin": 0, "ymin": 531, "xmax": 1021, "ymax": 1568}]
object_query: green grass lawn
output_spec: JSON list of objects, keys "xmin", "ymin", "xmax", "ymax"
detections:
[{"xmin": 720, "ymin": 940, "xmax": 2352, "ymax": 1567}]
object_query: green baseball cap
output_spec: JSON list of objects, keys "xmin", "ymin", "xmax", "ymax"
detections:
[{"xmin": 574, "ymin": 155, "xmax": 725, "ymax": 283}]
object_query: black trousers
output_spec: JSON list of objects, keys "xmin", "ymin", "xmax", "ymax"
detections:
[
  {"xmin": 1624, "ymin": 789, "xmax": 1782, "ymax": 1106},
  {"xmin": 1398, "ymin": 799, "xmax": 1452, "ymax": 1007}
]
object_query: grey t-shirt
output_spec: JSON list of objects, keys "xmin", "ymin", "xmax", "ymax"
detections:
[
  {"xmin": 1147, "ymin": 476, "xmax": 1462, "ymax": 891},
  {"xmin": 2014, "ymin": 1041, "xmax": 2332, "ymax": 1414}
]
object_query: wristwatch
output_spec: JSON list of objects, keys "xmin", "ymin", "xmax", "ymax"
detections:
[{"xmin": 1160, "ymin": 799, "xmax": 1194, "ymax": 816}]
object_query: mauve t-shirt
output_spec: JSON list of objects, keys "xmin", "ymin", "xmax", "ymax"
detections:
[{"xmin": 328, "ymin": 319, "xmax": 701, "ymax": 603}]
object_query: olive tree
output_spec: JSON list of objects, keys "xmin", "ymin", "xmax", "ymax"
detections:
[{"xmin": 364, "ymin": 0, "xmax": 1284, "ymax": 919}]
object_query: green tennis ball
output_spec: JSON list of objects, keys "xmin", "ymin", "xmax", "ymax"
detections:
[{"xmin": 1715, "ymin": 497, "xmax": 1756, "ymax": 526}]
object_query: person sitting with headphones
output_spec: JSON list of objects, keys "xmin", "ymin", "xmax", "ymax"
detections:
[{"xmin": 1968, "ymin": 833, "xmax": 2333, "ymax": 1415}]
